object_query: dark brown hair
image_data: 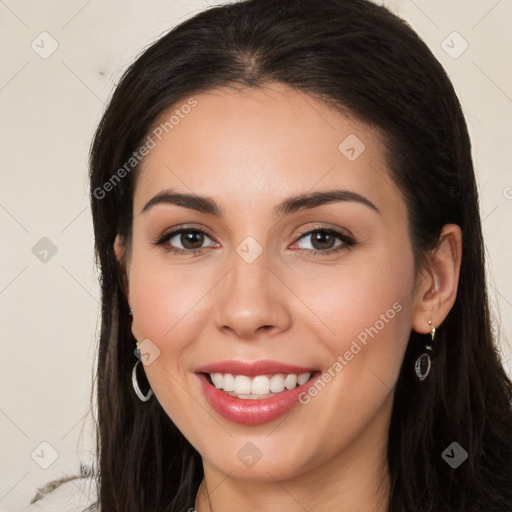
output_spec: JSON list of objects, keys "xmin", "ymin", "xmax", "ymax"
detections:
[{"xmin": 88, "ymin": 0, "xmax": 512, "ymax": 510}]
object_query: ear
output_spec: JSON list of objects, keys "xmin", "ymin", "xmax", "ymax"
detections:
[
  {"xmin": 411, "ymin": 224, "xmax": 462, "ymax": 334},
  {"xmin": 114, "ymin": 234, "xmax": 131, "ymax": 306}
]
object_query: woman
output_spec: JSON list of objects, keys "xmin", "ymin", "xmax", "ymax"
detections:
[{"xmin": 28, "ymin": 0, "xmax": 512, "ymax": 510}]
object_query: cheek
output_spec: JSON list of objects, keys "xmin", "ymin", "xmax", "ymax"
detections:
[
  {"xmin": 127, "ymin": 256, "xmax": 208, "ymax": 425},
  {"xmin": 128, "ymin": 245, "xmax": 212, "ymax": 343},
  {"xmin": 309, "ymin": 244, "xmax": 415, "ymax": 387},
  {"xmin": 289, "ymin": 264, "xmax": 413, "ymax": 463},
  {"xmin": 126, "ymin": 246, "xmax": 218, "ymax": 414}
]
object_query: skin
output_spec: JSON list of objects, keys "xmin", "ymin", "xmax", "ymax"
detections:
[{"xmin": 115, "ymin": 82, "xmax": 462, "ymax": 512}]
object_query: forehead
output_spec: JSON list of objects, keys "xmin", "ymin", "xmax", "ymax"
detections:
[{"xmin": 133, "ymin": 83, "xmax": 400, "ymax": 217}]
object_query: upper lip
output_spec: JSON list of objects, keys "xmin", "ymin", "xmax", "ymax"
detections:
[{"xmin": 195, "ymin": 360, "xmax": 318, "ymax": 377}]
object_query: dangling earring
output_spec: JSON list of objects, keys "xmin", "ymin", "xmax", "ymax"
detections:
[
  {"xmin": 415, "ymin": 320, "xmax": 435, "ymax": 381},
  {"xmin": 129, "ymin": 312, "xmax": 153, "ymax": 401},
  {"xmin": 132, "ymin": 359, "xmax": 154, "ymax": 402}
]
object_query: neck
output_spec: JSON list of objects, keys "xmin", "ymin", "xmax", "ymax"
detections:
[{"xmin": 195, "ymin": 394, "xmax": 393, "ymax": 512}]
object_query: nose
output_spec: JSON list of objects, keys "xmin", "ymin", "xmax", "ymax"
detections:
[{"xmin": 213, "ymin": 251, "xmax": 292, "ymax": 341}]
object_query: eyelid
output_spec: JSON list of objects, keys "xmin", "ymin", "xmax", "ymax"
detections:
[
  {"xmin": 155, "ymin": 223, "xmax": 355, "ymax": 255},
  {"xmin": 293, "ymin": 223, "xmax": 354, "ymax": 242},
  {"xmin": 158, "ymin": 223, "xmax": 218, "ymax": 241},
  {"xmin": 153, "ymin": 224, "xmax": 219, "ymax": 251},
  {"xmin": 288, "ymin": 225, "xmax": 356, "ymax": 253}
]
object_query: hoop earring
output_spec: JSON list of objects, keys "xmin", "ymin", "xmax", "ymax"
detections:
[
  {"xmin": 132, "ymin": 359, "xmax": 154, "ymax": 402},
  {"xmin": 415, "ymin": 320, "xmax": 435, "ymax": 381}
]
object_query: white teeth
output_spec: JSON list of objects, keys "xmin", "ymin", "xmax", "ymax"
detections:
[
  {"xmin": 209, "ymin": 372, "xmax": 312, "ymax": 398},
  {"xmin": 222, "ymin": 373, "xmax": 234, "ymax": 392},
  {"xmin": 284, "ymin": 374, "xmax": 297, "ymax": 390},
  {"xmin": 212, "ymin": 373, "xmax": 223, "ymax": 389},
  {"xmin": 270, "ymin": 374, "xmax": 285, "ymax": 393},
  {"xmin": 251, "ymin": 375, "xmax": 270, "ymax": 395},
  {"xmin": 233, "ymin": 375, "xmax": 252, "ymax": 395},
  {"xmin": 297, "ymin": 373, "xmax": 310, "ymax": 386}
]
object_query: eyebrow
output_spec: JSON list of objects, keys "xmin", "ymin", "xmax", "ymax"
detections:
[{"xmin": 141, "ymin": 189, "xmax": 380, "ymax": 216}]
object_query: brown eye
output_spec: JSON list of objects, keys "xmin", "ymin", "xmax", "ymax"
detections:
[
  {"xmin": 294, "ymin": 228, "xmax": 355, "ymax": 255},
  {"xmin": 309, "ymin": 231, "xmax": 337, "ymax": 250},
  {"xmin": 156, "ymin": 227, "xmax": 217, "ymax": 254},
  {"xmin": 178, "ymin": 230, "xmax": 205, "ymax": 249}
]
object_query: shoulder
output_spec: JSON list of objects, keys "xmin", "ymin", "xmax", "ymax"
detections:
[{"xmin": 25, "ymin": 475, "xmax": 98, "ymax": 512}]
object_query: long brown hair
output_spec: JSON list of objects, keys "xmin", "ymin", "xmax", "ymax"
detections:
[{"xmin": 89, "ymin": 0, "xmax": 512, "ymax": 510}]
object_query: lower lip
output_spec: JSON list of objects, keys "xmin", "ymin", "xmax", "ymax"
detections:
[{"xmin": 197, "ymin": 373, "xmax": 319, "ymax": 425}]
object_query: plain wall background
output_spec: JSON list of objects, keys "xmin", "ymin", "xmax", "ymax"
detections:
[{"xmin": 1, "ymin": 0, "xmax": 511, "ymax": 510}]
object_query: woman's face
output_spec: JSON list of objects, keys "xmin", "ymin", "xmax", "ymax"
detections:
[{"xmin": 122, "ymin": 83, "xmax": 423, "ymax": 482}]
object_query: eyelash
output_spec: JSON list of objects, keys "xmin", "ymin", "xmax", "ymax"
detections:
[{"xmin": 153, "ymin": 225, "xmax": 356, "ymax": 257}]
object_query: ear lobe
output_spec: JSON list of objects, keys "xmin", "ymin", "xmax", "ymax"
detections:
[
  {"xmin": 114, "ymin": 234, "xmax": 130, "ymax": 302},
  {"xmin": 412, "ymin": 224, "xmax": 462, "ymax": 334},
  {"xmin": 114, "ymin": 234, "xmax": 125, "ymax": 265}
]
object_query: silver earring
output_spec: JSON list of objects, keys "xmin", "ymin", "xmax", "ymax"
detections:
[
  {"xmin": 415, "ymin": 320, "xmax": 435, "ymax": 381},
  {"xmin": 132, "ymin": 359, "xmax": 154, "ymax": 402}
]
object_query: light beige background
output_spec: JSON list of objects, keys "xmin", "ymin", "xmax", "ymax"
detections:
[{"xmin": 1, "ymin": 0, "xmax": 511, "ymax": 510}]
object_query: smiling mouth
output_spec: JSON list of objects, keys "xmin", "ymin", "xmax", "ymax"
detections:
[{"xmin": 204, "ymin": 371, "xmax": 318, "ymax": 399}]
